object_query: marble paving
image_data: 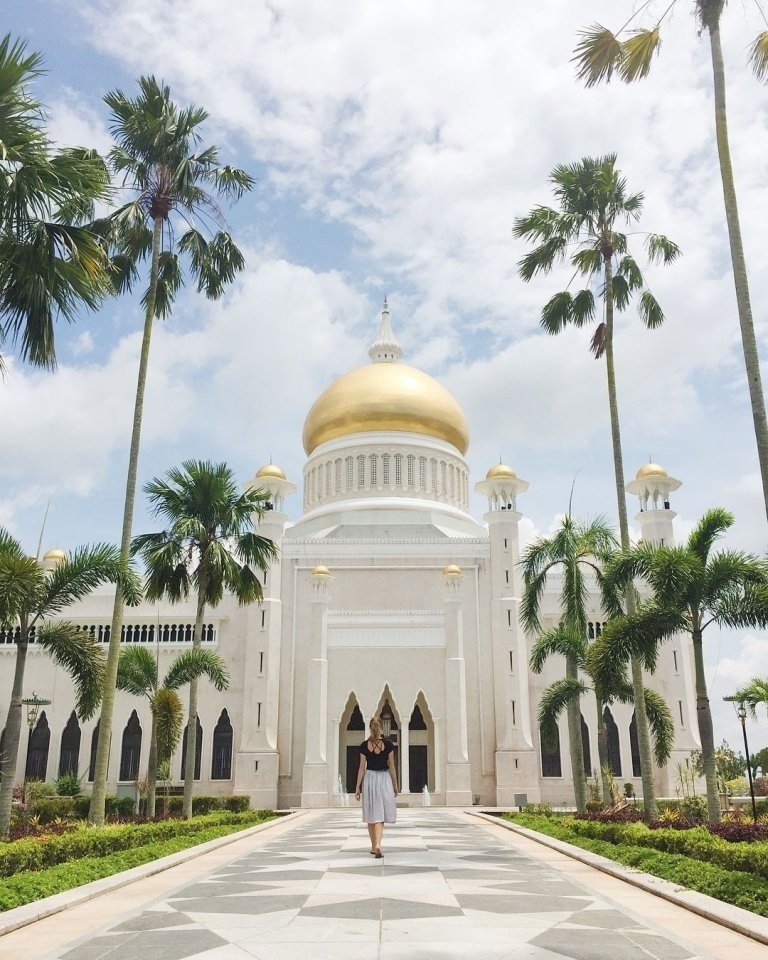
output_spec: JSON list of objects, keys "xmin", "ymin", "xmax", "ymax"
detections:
[{"xmin": 49, "ymin": 810, "xmax": 716, "ymax": 959}]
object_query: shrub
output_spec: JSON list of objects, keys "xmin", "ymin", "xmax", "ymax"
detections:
[
  {"xmin": 574, "ymin": 806, "xmax": 643, "ymax": 824},
  {"xmin": 166, "ymin": 796, "xmax": 230, "ymax": 815},
  {"xmin": 31, "ymin": 798, "xmax": 77, "ymax": 824},
  {"xmin": 521, "ymin": 802, "xmax": 553, "ymax": 817},
  {"xmin": 55, "ymin": 772, "xmax": 81, "ymax": 797},
  {"xmin": 223, "ymin": 795, "xmax": 250, "ymax": 812}
]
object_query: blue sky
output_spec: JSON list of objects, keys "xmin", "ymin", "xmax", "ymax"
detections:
[{"xmin": 4, "ymin": 0, "xmax": 768, "ymax": 754}]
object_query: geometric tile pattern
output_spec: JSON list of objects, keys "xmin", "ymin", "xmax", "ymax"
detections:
[{"xmin": 52, "ymin": 810, "xmax": 716, "ymax": 959}]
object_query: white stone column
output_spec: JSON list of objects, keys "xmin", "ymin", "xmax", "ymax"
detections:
[
  {"xmin": 301, "ymin": 566, "xmax": 331, "ymax": 807},
  {"xmin": 442, "ymin": 565, "xmax": 473, "ymax": 806}
]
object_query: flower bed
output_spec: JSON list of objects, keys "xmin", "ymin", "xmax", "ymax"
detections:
[{"xmin": 505, "ymin": 812, "xmax": 768, "ymax": 918}]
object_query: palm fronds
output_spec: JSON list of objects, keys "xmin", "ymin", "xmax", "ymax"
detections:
[{"xmin": 36, "ymin": 621, "xmax": 106, "ymax": 719}]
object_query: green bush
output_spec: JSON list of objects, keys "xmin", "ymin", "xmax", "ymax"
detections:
[
  {"xmin": 0, "ymin": 811, "xmax": 269, "ymax": 878},
  {"xmin": 223, "ymin": 795, "xmax": 250, "ymax": 812},
  {"xmin": 165, "ymin": 795, "xmax": 238, "ymax": 814},
  {"xmin": 55, "ymin": 772, "xmax": 82, "ymax": 797},
  {"xmin": 31, "ymin": 798, "xmax": 77, "ymax": 824},
  {"xmin": 521, "ymin": 802, "xmax": 553, "ymax": 816}
]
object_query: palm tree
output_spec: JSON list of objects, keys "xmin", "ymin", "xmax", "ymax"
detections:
[
  {"xmin": 0, "ymin": 34, "xmax": 111, "ymax": 370},
  {"xmin": 574, "ymin": 4, "xmax": 768, "ymax": 522},
  {"xmin": 89, "ymin": 78, "xmax": 254, "ymax": 826},
  {"xmin": 729, "ymin": 677, "xmax": 768, "ymax": 720},
  {"xmin": 597, "ymin": 508, "xmax": 768, "ymax": 821},
  {"xmin": 521, "ymin": 514, "xmax": 620, "ymax": 811},
  {"xmin": 131, "ymin": 460, "xmax": 277, "ymax": 818},
  {"xmin": 514, "ymin": 155, "xmax": 680, "ymax": 817},
  {"xmin": 116, "ymin": 646, "xmax": 228, "ymax": 817},
  {"xmin": 0, "ymin": 530, "xmax": 140, "ymax": 836},
  {"xmin": 532, "ymin": 622, "xmax": 674, "ymax": 806}
]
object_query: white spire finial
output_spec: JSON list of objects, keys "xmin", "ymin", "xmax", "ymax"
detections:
[{"xmin": 368, "ymin": 296, "xmax": 402, "ymax": 363}]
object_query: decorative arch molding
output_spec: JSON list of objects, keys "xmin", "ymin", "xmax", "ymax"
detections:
[{"xmin": 338, "ymin": 692, "xmax": 365, "ymax": 792}]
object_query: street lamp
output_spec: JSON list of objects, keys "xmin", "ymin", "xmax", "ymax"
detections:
[
  {"xmin": 21, "ymin": 693, "xmax": 51, "ymax": 730},
  {"xmin": 724, "ymin": 696, "xmax": 758, "ymax": 822}
]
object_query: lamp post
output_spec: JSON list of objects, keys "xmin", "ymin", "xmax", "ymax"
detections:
[
  {"xmin": 21, "ymin": 693, "xmax": 51, "ymax": 730},
  {"xmin": 725, "ymin": 696, "xmax": 758, "ymax": 821}
]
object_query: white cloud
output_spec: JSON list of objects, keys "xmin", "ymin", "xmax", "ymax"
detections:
[{"xmin": 71, "ymin": 331, "xmax": 95, "ymax": 356}]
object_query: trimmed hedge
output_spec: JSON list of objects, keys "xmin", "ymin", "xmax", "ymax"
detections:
[
  {"xmin": 0, "ymin": 810, "xmax": 272, "ymax": 878},
  {"xmin": 0, "ymin": 817, "xmax": 273, "ymax": 912},
  {"xmin": 28, "ymin": 796, "xmax": 136, "ymax": 824},
  {"xmin": 163, "ymin": 795, "xmax": 251, "ymax": 815},
  {"xmin": 507, "ymin": 813, "xmax": 768, "ymax": 918}
]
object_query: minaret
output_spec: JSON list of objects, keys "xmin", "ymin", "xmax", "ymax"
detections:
[
  {"xmin": 475, "ymin": 463, "xmax": 540, "ymax": 805},
  {"xmin": 368, "ymin": 296, "xmax": 403, "ymax": 363},
  {"xmin": 625, "ymin": 462, "xmax": 681, "ymax": 547},
  {"xmin": 301, "ymin": 565, "xmax": 332, "ymax": 806},
  {"xmin": 234, "ymin": 463, "xmax": 296, "ymax": 808}
]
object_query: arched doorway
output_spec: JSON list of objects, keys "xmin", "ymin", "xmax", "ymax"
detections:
[
  {"xmin": 339, "ymin": 694, "xmax": 365, "ymax": 793},
  {"xmin": 211, "ymin": 709, "xmax": 233, "ymax": 780},
  {"xmin": 408, "ymin": 694, "xmax": 435, "ymax": 793},
  {"xmin": 603, "ymin": 707, "xmax": 622, "ymax": 776},
  {"xmin": 180, "ymin": 715, "xmax": 203, "ymax": 780},
  {"xmin": 375, "ymin": 689, "xmax": 401, "ymax": 787},
  {"xmin": 25, "ymin": 711, "xmax": 50, "ymax": 781},
  {"xmin": 119, "ymin": 710, "xmax": 142, "ymax": 781},
  {"xmin": 58, "ymin": 711, "xmax": 81, "ymax": 777}
]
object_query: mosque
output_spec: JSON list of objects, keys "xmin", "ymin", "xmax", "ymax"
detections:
[{"xmin": 4, "ymin": 302, "xmax": 700, "ymax": 808}]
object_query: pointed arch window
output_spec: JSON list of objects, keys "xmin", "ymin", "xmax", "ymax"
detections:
[
  {"xmin": 211, "ymin": 709, "xmax": 233, "ymax": 780},
  {"xmin": 58, "ymin": 711, "xmax": 81, "ymax": 777},
  {"xmin": 603, "ymin": 707, "xmax": 622, "ymax": 776},
  {"xmin": 580, "ymin": 715, "xmax": 592, "ymax": 777},
  {"xmin": 409, "ymin": 704, "xmax": 428, "ymax": 730},
  {"xmin": 630, "ymin": 712, "xmax": 641, "ymax": 777},
  {"xmin": 347, "ymin": 704, "xmax": 365, "ymax": 731},
  {"xmin": 180, "ymin": 714, "xmax": 203, "ymax": 780},
  {"xmin": 540, "ymin": 723, "xmax": 562, "ymax": 777},
  {"xmin": 119, "ymin": 710, "xmax": 142, "ymax": 781},
  {"xmin": 88, "ymin": 721, "xmax": 100, "ymax": 781},
  {"xmin": 25, "ymin": 711, "xmax": 50, "ymax": 781}
]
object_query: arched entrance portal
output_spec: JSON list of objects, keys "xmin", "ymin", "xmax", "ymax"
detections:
[
  {"xmin": 339, "ymin": 694, "xmax": 366, "ymax": 793},
  {"xmin": 375, "ymin": 689, "xmax": 401, "ymax": 788},
  {"xmin": 406, "ymin": 693, "xmax": 435, "ymax": 794}
]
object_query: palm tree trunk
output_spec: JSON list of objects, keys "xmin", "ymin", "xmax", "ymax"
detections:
[
  {"xmin": 182, "ymin": 589, "xmax": 207, "ymax": 818},
  {"xmin": 89, "ymin": 215, "xmax": 164, "ymax": 826},
  {"xmin": 0, "ymin": 635, "xmax": 29, "ymax": 836},
  {"xmin": 708, "ymin": 22, "xmax": 768, "ymax": 522},
  {"xmin": 566, "ymin": 654, "xmax": 587, "ymax": 812},
  {"xmin": 603, "ymin": 255, "xmax": 658, "ymax": 819},
  {"xmin": 146, "ymin": 708, "xmax": 158, "ymax": 818},
  {"xmin": 595, "ymin": 701, "xmax": 611, "ymax": 806},
  {"xmin": 692, "ymin": 627, "xmax": 720, "ymax": 822}
]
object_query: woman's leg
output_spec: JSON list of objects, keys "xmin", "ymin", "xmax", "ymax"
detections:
[
  {"xmin": 373, "ymin": 821, "xmax": 384, "ymax": 855},
  {"xmin": 367, "ymin": 823, "xmax": 376, "ymax": 852}
]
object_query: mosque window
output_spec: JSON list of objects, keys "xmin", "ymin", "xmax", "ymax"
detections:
[
  {"xmin": 25, "ymin": 711, "xmax": 50, "ymax": 781},
  {"xmin": 357, "ymin": 455, "xmax": 366, "ymax": 487},
  {"xmin": 439, "ymin": 461, "xmax": 446, "ymax": 493},
  {"xmin": 407, "ymin": 455, "xmax": 415, "ymax": 487},
  {"xmin": 259, "ymin": 651, "xmax": 265, "ymax": 674},
  {"xmin": 511, "ymin": 701, "xmax": 516, "ymax": 726},
  {"xmin": 370, "ymin": 455, "xmax": 378, "ymax": 485},
  {"xmin": 603, "ymin": 707, "xmax": 621, "ymax": 776},
  {"xmin": 119, "ymin": 710, "xmax": 142, "ymax": 781},
  {"xmin": 211, "ymin": 710, "xmax": 233, "ymax": 780},
  {"xmin": 581, "ymin": 715, "xmax": 592, "ymax": 774},
  {"xmin": 419, "ymin": 457, "xmax": 427, "ymax": 488},
  {"xmin": 430, "ymin": 459, "xmax": 438, "ymax": 492},
  {"xmin": 58, "ymin": 711, "xmax": 81, "ymax": 777},
  {"xmin": 347, "ymin": 704, "xmax": 365, "ymax": 730},
  {"xmin": 630, "ymin": 713, "xmax": 641, "ymax": 777},
  {"xmin": 382, "ymin": 454, "xmax": 390, "ymax": 485},
  {"xmin": 180, "ymin": 714, "xmax": 202, "ymax": 780},
  {"xmin": 88, "ymin": 721, "xmax": 100, "ymax": 781},
  {"xmin": 678, "ymin": 700, "xmax": 684, "ymax": 726},
  {"xmin": 507, "ymin": 610, "xmax": 512, "ymax": 629},
  {"xmin": 261, "ymin": 609, "xmax": 266, "ymax": 629},
  {"xmin": 346, "ymin": 457, "xmax": 353, "ymax": 490},
  {"xmin": 540, "ymin": 724, "xmax": 562, "ymax": 777},
  {"xmin": 505, "ymin": 570, "xmax": 509, "ymax": 584},
  {"xmin": 335, "ymin": 459, "xmax": 343, "ymax": 493},
  {"xmin": 395, "ymin": 454, "xmax": 403, "ymax": 486},
  {"xmin": 504, "ymin": 538, "xmax": 509, "ymax": 551},
  {"xmin": 257, "ymin": 703, "xmax": 262, "ymax": 728},
  {"xmin": 326, "ymin": 462, "xmax": 332, "ymax": 496},
  {"xmin": 509, "ymin": 649, "xmax": 514, "ymax": 670},
  {"xmin": 672, "ymin": 650, "xmax": 679, "ymax": 672}
]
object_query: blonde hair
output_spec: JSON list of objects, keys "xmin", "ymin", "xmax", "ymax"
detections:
[{"xmin": 370, "ymin": 716, "xmax": 383, "ymax": 739}]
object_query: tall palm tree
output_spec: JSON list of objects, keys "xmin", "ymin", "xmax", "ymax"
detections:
[
  {"xmin": 521, "ymin": 514, "xmax": 619, "ymax": 812},
  {"xmin": 597, "ymin": 508, "xmax": 768, "ymax": 821},
  {"xmin": 514, "ymin": 155, "xmax": 680, "ymax": 817},
  {"xmin": 532, "ymin": 621, "xmax": 674, "ymax": 806},
  {"xmin": 116, "ymin": 646, "xmax": 228, "ymax": 817},
  {"xmin": 131, "ymin": 460, "xmax": 277, "ymax": 818},
  {"xmin": 89, "ymin": 78, "xmax": 254, "ymax": 826},
  {"xmin": 0, "ymin": 34, "xmax": 111, "ymax": 370},
  {"xmin": 574, "ymin": 3, "xmax": 768, "ymax": 522},
  {"xmin": 0, "ymin": 529, "xmax": 140, "ymax": 836}
]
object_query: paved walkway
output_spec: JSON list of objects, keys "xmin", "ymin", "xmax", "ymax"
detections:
[
  {"xmin": 31, "ymin": 809, "xmax": 739, "ymax": 960},
  {"xmin": 9, "ymin": 808, "xmax": 768, "ymax": 960}
]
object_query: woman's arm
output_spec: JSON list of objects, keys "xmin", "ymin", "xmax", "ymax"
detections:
[
  {"xmin": 387, "ymin": 749, "xmax": 399, "ymax": 796},
  {"xmin": 354, "ymin": 754, "xmax": 367, "ymax": 799}
]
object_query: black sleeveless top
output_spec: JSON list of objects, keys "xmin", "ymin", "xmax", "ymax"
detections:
[{"xmin": 360, "ymin": 738, "xmax": 393, "ymax": 771}]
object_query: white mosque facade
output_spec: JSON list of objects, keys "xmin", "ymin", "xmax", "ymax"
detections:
[{"xmin": 3, "ymin": 303, "xmax": 701, "ymax": 808}]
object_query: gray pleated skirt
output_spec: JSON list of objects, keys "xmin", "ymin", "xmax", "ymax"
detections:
[{"xmin": 361, "ymin": 769, "xmax": 397, "ymax": 824}]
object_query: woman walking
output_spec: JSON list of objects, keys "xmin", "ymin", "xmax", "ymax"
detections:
[{"xmin": 355, "ymin": 716, "xmax": 398, "ymax": 857}]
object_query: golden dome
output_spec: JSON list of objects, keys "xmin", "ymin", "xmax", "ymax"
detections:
[
  {"xmin": 43, "ymin": 547, "xmax": 67, "ymax": 562},
  {"xmin": 486, "ymin": 463, "xmax": 517, "ymax": 480},
  {"xmin": 636, "ymin": 462, "xmax": 668, "ymax": 480},
  {"xmin": 302, "ymin": 362, "xmax": 469, "ymax": 455},
  {"xmin": 255, "ymin": 463, "xmax": 286, "ymax": 480},
  {"xmin": 443, "ymin": 563, "xmax": 462, "ymax": 576},
  {"xmin": 310, "ymin": 564, "xmax": 331, "ymax": 576}
]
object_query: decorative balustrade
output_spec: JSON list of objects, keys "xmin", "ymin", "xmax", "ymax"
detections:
[{"xmin": 0, "ymin": 622, "xmax": 217, "ymax": 645}]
